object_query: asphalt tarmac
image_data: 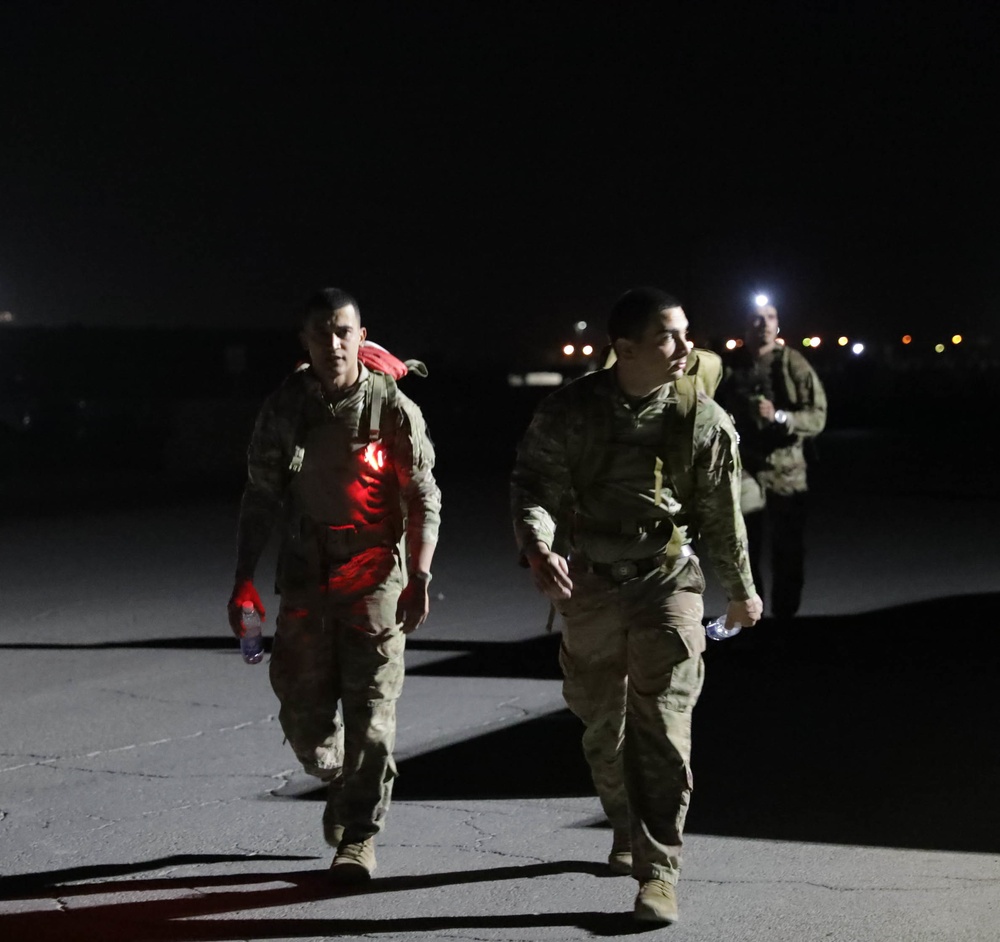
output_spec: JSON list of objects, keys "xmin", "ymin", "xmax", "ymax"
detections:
[{"xmin": 1, "ymin": 427, "xmax": 998, "ymax": 941}]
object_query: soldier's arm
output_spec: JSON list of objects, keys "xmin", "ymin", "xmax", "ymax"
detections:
[
  {"xmin": 691, "ymin": 406, "xmax": 756, "ymax": 602},
  {"xmin": 234, "ymin": 396, "xmax": 291, "ymax": 583},
  {"xmin": 783, "ymin": 353, "xmax": 827, "ymax": 437},
  {"xmin": 510, "ymin": 396, "xmax": 573, "ymax": 555},
  {"xmin": 393, "ymin": 397, "xmax": 442, "ymax": 576}
]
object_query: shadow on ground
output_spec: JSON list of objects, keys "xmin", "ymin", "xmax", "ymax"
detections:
[
  {"xmin": 0, "ymin": 859, "xmax": 649, "ymax": 942},
  {"xmin": 393, "ymin": 592, "xmax": 1000, "ymax": 854}
]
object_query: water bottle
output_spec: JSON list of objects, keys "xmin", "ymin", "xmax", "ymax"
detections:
[
  {"xmin": 705, "ymin": 615, "xmax": 742, "ymax": 641},
  {"xmin": 239, "ymin": 603, "xmax": 264, "ymax": 664}
]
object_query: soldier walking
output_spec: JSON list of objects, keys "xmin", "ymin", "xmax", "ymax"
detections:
[
  {"xmin": 227, "ymin": 287, "xmax": 441, "ymax": 881},
  {"xmin": 717, "ymin": 301, "xmax": 827, "ymax": 621},
  {"xmin": 511, "ymin": 287, "xmax": 761, "ymax": 924}
]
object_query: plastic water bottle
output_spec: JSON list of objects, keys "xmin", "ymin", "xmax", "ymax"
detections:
[
  {"xmin": 239, "ymin": 603, "xmax": 264, "ymax": 664},
  {"xmin": 705, "ymin": 615, "xmax": 742, "ymax": 641}
]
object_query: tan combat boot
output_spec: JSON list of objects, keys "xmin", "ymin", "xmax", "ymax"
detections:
[
  {"xmin": 608, "ymin": 828, "xmax": 632, "ymax": 875},
  {"xmin": 330, "ymin": 836, "xmax": 376, "ymax": 882},
  {"xmin": 634, "ymin": 878, "xmax": 679, "ymax": 924}
]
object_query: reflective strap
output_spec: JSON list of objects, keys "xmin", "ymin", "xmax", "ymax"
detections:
[
  {"xmin": 369, "ymin": 372, "xmax": 384, "ymax": 442},
  {"xmin": 665, "ymin": 522, "xmax": 686, "ymax": 559},
  {"xmin": 653, "ymin": 456, "xmax": 663, "ymax": 507}
]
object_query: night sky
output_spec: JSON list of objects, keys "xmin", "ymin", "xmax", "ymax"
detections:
[{"xmin": 1, "ymin": 1, "xmax": 998, "ymax": 363}]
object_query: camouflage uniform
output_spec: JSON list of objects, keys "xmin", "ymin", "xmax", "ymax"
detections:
[
  {"xmin": 236, "ymin": 363, "xmax": 441, "ymax": 840},
  {"xmin": 718, "ymin": 345, "xmax": 826, "ymax": 617},
  {"xmin": 602, "ymin": 346, "xmax": 723, "ymax": 398},
  {"xmin": 511, "ymin": 367, "xmax": 755, "ymax": 885}
]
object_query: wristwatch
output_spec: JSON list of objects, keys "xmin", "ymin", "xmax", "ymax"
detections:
[
  {"xmin": 773, "ymin": 409, "xmax": 789, "ymax": 425},
  {"xmin": 410, "ymin": 570, "xmax": 433, "ymax": 584}
]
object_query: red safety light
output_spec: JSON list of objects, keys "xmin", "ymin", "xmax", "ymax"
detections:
[{"xmin": 362, "ymin": 442, "xmax": 386, "ymax": 471}]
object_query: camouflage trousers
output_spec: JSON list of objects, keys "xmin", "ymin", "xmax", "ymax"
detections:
[
  {"xmin": 557, "ymin": 558, "xmax": 706, "ymax": 884},
  {"xmin": 269, "ymin": 545, "xmax": 406, "ymax": 842}
]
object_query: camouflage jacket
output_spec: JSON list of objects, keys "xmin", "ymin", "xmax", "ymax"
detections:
[
  {"xmin": 235, "ymin": 363, "xmax": 441, "ymax": 585},
  {"xmin": 510, "ymin": 367, "xmax": 755, "ymax": 601},
  {"xmin": 718, "ymin": 346, "xmax": 827, "ymax": 495}
]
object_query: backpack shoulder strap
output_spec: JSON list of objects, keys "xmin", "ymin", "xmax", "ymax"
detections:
[
  {"xmin": 660, "ymin": 377, "xmax": 699, "ymax": 476},
  {"xmin": 779, "ymin": 345, "xmax": 797, "ymax": 401},
  {"xmin": 688, "ymin": 347, "xmax": 724, "ymax": 397},
  {"xmin": 366, "ymin": 371, "xmax": 398, "ymax": 442}
]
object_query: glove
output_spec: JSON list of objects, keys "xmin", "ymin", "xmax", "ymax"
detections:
[
  {"xmin": 358, "ymin": 341, "xmax": 409, "ymax": 380},
  {"xmin": 227, "ymin": 579, "xmax": 266, "ymax": 637}
]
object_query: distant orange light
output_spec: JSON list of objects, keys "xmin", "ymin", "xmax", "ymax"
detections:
[
  {"xmin": 837, "ymin": 336, "xmax": 848, "ymax": 346},
  {"xmin": 952, "ymin": 334, "xmax": 963, "ymax": 345},
  {"xmin": 902, "ymin": 335, "xmax": 912, "ymax": 345},
  {"xmin": 562, "ymin": 344, "xmax": 575, "ymax": 356}
]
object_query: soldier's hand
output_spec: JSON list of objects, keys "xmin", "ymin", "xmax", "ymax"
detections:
[
  {"xmin": 525, "ymin": 542, "xmax": 573, "ymax": 601},
  {"xmin": 228, "ymin": 579, "xmax": 266, "ymax": 638},
  {"xmin": 757, "ymin": 398, "xmax": 776, "ymax": 421},
  {"xmin": 727, "ymin": 594, "xmax": 763, "ymax": 630},
  {"xmin": 396, "ymin": 579, "xmax": 430, "ymax": 634}
]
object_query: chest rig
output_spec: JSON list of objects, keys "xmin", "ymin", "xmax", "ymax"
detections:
[
  {"xmin": 562, "ymin": 372, "xmax": 701, "ymax": 561},
  {"xmin": 287, "ymin": 367, "xmax": 395, "ymax": 475},
  {"xmin": 285, "ymin": 368, "xmax": 401, "ymax": 538}
]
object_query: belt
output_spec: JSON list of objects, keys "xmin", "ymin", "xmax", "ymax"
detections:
[
  {"xmin": 581, "ymin": 544, "xmax": 693, "ymax": 583},
  {"xmin": 574, "ymin": 514, "xmax": 675, "ymax": 536},
  {"xmin": 300, "ymin": 517, "xmax": 400, "ymax": 563}
]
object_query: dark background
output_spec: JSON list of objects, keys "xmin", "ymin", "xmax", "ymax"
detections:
[
  {"xmin": 2, "ymin": 2, "xmax": 999, "ymax": 353},
  {"xmin": 1, "ymin": 1, "xmax": 999, "ymax": 499}
]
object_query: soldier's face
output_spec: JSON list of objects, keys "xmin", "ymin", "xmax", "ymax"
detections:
[
  {"xmin": 301, "ymin": 305, "xmax": 367, "ymax": 392},
  {"xmin": 631, "ymin": 306, "xmax": 692, "ymax": 385},
  {"xmin": 749, "ymin": 305, "xmax": 779, "ymax": 345}
]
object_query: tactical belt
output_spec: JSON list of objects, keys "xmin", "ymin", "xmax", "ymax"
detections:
[
  {"xmin": 574, "ymin": 513, "xmax": 674, "ymax": 537},
  {"xmin": 300, "ymin": 517, "xmax": 401, "ymax": 564},
  {"xmin": 580, "ymin": 544, "xmax": 693, "ymax": 583}
]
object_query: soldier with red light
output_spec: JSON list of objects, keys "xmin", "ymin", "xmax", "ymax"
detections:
[{"xmin": 227, "ymin": 288, "xmax": 441, "ymax": 882}]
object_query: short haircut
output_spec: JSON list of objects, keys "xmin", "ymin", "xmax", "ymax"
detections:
[
  {"xmin": 608, "ymin": 287, "xmax": 682, "ymax": 343},
  {"xmin": 299, "ymin": 287, "xmax": 360, "ymax": 327}
]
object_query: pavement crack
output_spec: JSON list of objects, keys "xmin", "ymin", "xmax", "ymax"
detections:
[
  {"xmin": 97, "ymin": 687, "xmax": 226, "ymax": 708},
  {"xmin": 696, "ymin": 877, "xmax": 977, "ymax": 892},
  {"xmin": 57, "ymin": 765, "xmax": 177, "ymax": 779},
  {"xmin": 942, "ymin": 874, "xmax": 1000, "ymax": 885},
  {"xmin": 1, "ymin": 716, "xmax": 278, "ymax": 774},
  {"xmin": 462, "ymin": 810, "xmax": 503, "ymax": 856}
]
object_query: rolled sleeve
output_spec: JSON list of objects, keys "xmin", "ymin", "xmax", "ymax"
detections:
[{"xmin": 692, "ymin": 408, "xmax": 756, "ymax": 600}]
